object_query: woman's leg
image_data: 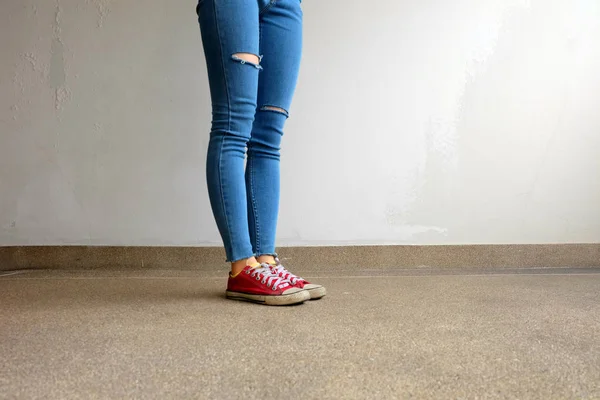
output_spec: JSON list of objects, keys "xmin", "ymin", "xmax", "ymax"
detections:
[
  {"xmin": 246, "ymin": 0, "xmax": 304, "ymax": 260},
  {"xmin": 196, "ymin": 0, "xmax": 310, "ymax": 305},
  {"xmin": 246, "ymin": 1, "xmax": 326, "ymax": 299},
  {"xmin": 196, "ymin": 0, "xmax": 261, "ymax": 268}
]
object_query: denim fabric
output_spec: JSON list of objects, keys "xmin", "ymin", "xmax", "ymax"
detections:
[{"xmin": 196, "ymin": 0, "xmax": 303, "ymax": 262}]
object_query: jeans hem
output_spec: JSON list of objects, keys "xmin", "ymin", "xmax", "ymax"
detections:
[
  {"xmin": 227, "ymin": 253, "xmax": 257, "ymax": 263},
  {"xmin": 256, "ymin": 252, "xmax": 278, "ymax": 258}
]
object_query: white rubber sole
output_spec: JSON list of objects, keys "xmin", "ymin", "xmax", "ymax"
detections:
[{"xmin": 226, "ymin": 287, "xmax": 310, "ymax": 306}]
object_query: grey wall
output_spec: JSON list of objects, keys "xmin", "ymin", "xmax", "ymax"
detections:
[{"xmin": 1, "ymin": 0, "xmax": 599, "ymax": 246}]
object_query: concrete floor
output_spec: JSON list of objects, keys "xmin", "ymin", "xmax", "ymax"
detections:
[{"xmin": 1, "ymin": 268, "xmax": 599, "ymax": 399}]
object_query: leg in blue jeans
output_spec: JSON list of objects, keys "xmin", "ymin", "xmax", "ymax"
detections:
[
  {"xmin": 247, "ymin": 1, "xmax": 303, "ymax": 257},
  {"xmin": 196, "ymin": 0, "xmax": 302, "ymax": 262}
]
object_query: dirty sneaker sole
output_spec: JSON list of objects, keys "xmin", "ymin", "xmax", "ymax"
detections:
[{"xmin": 226, "ymin": 287, "xmax": 309, "ymax": 306}]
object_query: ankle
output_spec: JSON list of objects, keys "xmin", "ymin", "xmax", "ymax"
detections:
[
  {"xmin": 231, "ymin": 257, "xmax": 258, "ymax": 276},
  {"xmin": 257, "ymin": 255, "xmax": 276, "ymax": 265}
]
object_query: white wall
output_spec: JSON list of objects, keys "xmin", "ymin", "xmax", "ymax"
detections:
[{"xmin": 1, "ymin": 0, "xmax": 599, "ymax": 246}]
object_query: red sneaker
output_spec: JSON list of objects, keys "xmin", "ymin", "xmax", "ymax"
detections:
[
  {"xmin": 269, "ymin": 258, "xmax": 326, "ymax": 300},
  {"xmin": 226, "ymin": 265, "xmax": 310, "ymax": 306}
]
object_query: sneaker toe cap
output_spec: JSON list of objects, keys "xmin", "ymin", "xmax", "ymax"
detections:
[
  {"xmin": 303, "ymin": 283, "xmax": 321, "ymax": 290},
  {"xmin": 303, "ymin": 283, "xmax": 326, "ymax": 299},
  {"xmin": 282, "ymin": 287, "xmax": 305, "ymax": 295}
]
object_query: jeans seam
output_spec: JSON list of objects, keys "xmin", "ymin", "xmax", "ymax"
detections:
[
  {"xmin": 259, "ymin": 0, "xmax": 277, "ymax": 15},
  {"xmin": 250, "ymin": 20, "xmax": 264, "ymax": 254},
  {"xmin": 248, "ymin": 154, "xmax": 261, "ymax": 254},
  {"xmin": 213, "ymin": 2, "xmax": 234, "ymax": 260},
  {"xmin": 216, "ymin": 135, "xmax": 232, "ymax": 260},
  {"xmin": 213, "ymin": 2, "xmax": 231, "ymax": 132}
]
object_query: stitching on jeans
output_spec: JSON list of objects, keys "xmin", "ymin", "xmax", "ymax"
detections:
[
  {"xmin": 249, "ymin": 21, "xmax": 264, "ymax": 254},
  {"xmin": 212, "ymin": 2, "xmax": 234, "ymax": 261},
  {"xmin": 212, "ymin": 3, "xmax": 231, "ymax": 131},
  {"xmin": 217, "ymin": 135, "xmax": 232, "ymax": 261},
  {"xmin": 248, "ymin": 153, "xmax": 261, "ymax": 254},
  {"xmin": 259, "ymin": 0, "xmax": 277, "ymax": 15}
]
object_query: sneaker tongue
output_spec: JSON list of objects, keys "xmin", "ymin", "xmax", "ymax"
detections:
[{"xmin": 247, "ymin": 263, "xmax": 262, "ymax": 269}]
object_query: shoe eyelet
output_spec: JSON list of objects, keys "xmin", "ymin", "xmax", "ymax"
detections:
[
  {"xmin": 261, "ymin": 280, "xmax": 266, "ymax": 284},
  {"xmin": 256, "ymin": 276, "xmax": 260, "ymax": 281}
]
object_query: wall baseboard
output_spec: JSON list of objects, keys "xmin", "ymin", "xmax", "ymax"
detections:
[{"xmin": 1, "ymin": 244, "xmax": 599, "ymax": 272}]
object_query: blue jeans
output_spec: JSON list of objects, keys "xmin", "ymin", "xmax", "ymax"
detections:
[{"xmin": 196, "ymin": 0, "xmax": 303, "ymax": 262}]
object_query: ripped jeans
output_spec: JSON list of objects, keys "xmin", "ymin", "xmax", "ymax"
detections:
[{"xmin": 196, "ymin": 0, "xmax": 303, "ymax": 262}]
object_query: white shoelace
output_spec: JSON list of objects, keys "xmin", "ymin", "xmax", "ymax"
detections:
[
  {"xmin": 248, "ymin": 265, "xmax": 290, "ymax": 290},
  {"xmin": 270, "ymin": 264, "xmax": 302, "ymax": 285}
]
